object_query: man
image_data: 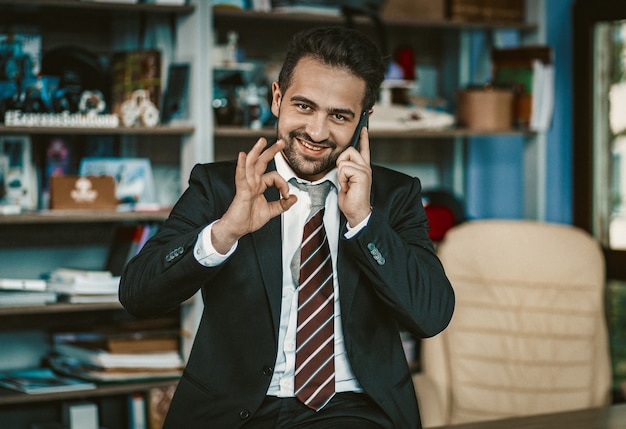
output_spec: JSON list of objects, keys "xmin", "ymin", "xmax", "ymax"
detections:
[{"xmin": 119, "ymin": 26, "xmax": 454, "ymax": 428}]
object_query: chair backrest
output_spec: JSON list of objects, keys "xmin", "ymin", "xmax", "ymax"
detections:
[{"xmin": 421, "ymin": 219, "xmax": 612, "ymax": 425}]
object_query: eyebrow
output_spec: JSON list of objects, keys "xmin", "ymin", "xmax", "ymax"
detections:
[{"xmin": 290, "ymin": 95, "xmax": 357, "ymax": 120}]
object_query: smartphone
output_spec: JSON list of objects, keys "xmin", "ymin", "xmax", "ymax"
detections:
[{"xmin": 350, "ymin": 110, "xmax": 369, "ymax": 148}]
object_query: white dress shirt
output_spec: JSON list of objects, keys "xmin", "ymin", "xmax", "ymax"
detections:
[{"xmin": 194, "ymin": 153, "xmax": 371, "ymax": 397}]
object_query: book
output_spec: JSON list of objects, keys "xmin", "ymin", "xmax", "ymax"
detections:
[
  {"xmin": 54, "ymin": 343, "xmax": 184, "ymax": 369},
  {"xmin": 0, "ymin": 368, "xmax": 96, "ymax": 394},
  {"xmin": 54, "ymin": 330, "xmax": 180, "ymax": 354},
  {"xmin": 47, "ymin": 268, "xmax": 120, "ymax": 295},
  {"xmin": 147, "ymin": 385, "xmax": 176, "ymax": 429},
  {"xmin": 160, "ymin": 63, "xmax": 190, "ymax": 124},
  {"xmin": 105, "ymin": 224, "xmax": 145, "ymax": 276},
  {"xmin": 271, "ymin": 0, "xmax": 341, "ymax": 15},
  {"xmin": 129, "ymin": 392, "xmax": 147, "ymax": 429},
  {"xmin": 56, "ymin": 293, "xmax": 119, "ymax": 304},
  {"xmin": 0, "ymin": 278, "xmax": 47, "ymax": 291},
  {"xmin": 0, "ymin": 135, "xmax": 37, "ymax": 210},
  {"xmin": 0, "ymin": 290, "xmax": 57, "ymax": 306},
  {"xmin": 529, "ymin": 59, "xmax": 554, "ymax": 132},
  {"xmin": 50, "ymin": 355, "xmax": 182, "ymax": 383},
  {"xmin": 63, "ymin": 402, "xmax": 99, "ymax": 429},
  {"xmin": 50, "ymin": 267, "xmax": 114, "ymax": 281}
]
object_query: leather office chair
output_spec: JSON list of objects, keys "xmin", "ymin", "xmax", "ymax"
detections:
[{"xmin": 413, "ymin": 219, "xmax": 612, "ymax": 427}]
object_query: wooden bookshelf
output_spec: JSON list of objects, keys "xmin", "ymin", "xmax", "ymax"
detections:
[
  {"xmin": 212, "ymin": 7, "xmax": 537, "ymax": 31},
  {"xmin": 214, "ymin": 125, "xmax": 535, "ymax": 140},
  {"xmin": 0, "ymin": 124, "xmax": 194, "ymax": 136},
  {"xmin": 0, "ymin": 210, "xmax": 170, "ymax": 225},
  {"xmin": 0, "ymin": 378, "xmax": 178, "ymax": 406},
  {"xmin": 0, "ymin": 0, "xmax": 194, "ymax": 15}
]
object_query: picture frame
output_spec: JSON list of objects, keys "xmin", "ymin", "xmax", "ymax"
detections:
[
  {"xmin": 0, "ymin": 135, "xmax": 37, "ymax": 210},
  {"xmin": 78, "ymin": 157, "xmax": 156, "ymax": 206}
]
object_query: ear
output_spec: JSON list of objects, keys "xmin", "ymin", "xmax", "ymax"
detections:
[{"xmin": 270, "ymin": 81, "xmax": 281, "ymax": 117}]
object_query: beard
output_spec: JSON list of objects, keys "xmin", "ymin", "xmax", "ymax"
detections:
[{"xmin": 278, "ymin": 128, "xmax": 341, "ymax": 180}]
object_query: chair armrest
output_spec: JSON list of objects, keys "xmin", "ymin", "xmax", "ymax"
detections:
[{"xmin": 413, "ymin": 372, "xmax": 447, "ymax": 428}]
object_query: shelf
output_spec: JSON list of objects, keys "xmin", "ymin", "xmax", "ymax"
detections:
[
  {"xmin": 0, "ymin": 0, "xmax": 194, "ymax": 15},
  {"xmin": 212, "ymin": 7, "xmax": 537, "ymax": 31},
  {"xmin": 0, "ymin": 210, "xmax": 170, "ymax": 224},
  {"xmin": 0, "ymin": 301, "xmax": 123, "ymax": 316},
  {"xmin": 0, "ymin": 296, "xmax": 195, "ymax": 316},
  {"xmin": 0, "ymin": 378, "xmax": 178, "ymax": 406},
  {"xmin": 214, "ymin": 126, "xmax": 535, "ymax": 140},
  {"xmin": 0, "ymin": 124, "xmax": 194, "ymax": 136}
]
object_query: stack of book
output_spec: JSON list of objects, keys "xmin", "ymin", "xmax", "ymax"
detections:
[
  {"xmin": 49, "ymin": 326, "xmax": 183, "ymax": 382},
  {"xmin": 0, "ymin": 367, "xmax": 96, "ymax": 394},
  {"xmin": 0, "ymin": 278, "xmax": 57, "ymax": 306},
  {"xmin": 46, "ymin": 268, "xmax": 120, "ymax": 304},
  {"xmin": 491, "ymin": 45, "xmax": 554, "ymax": 132}
]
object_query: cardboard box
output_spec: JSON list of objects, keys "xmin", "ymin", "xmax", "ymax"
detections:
[
  {"xmin": 456, "ymin": 88, "xmax": 514, "ymax": 131},
  {"xmin": 382, "ymin": 0, "xmax": 446, "ymax": 21},
  {"xmin": 50, "ymin": 175, "xmax": 117, "ymax": 210}
]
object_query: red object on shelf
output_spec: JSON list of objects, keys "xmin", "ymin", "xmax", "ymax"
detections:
[
  {"xmin": 424, "ymin": 205, "xmax": 456, "ymax": 241},
  {"xmin": 422, "ymin": 189, "xmax": 466, "ymax": 241}
]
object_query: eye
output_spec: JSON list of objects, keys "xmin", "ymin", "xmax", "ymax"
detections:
[
  {"xmin": 332, "ymin": 113, "xmax": 347, "ymax": 122},
  {"xmin": 296, "ymin": 103, "xmax": 311, "ymax": 112}
]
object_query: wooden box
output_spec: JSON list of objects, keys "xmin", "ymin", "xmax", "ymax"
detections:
[
  {"xmin": 448, "ymin": 0, "xmax": 524, "ymax": 23},
  {"xmin": 50, "ymin": 175, "xmax": 117, "ymax": 210},
  {"xmin": 456, "ymin": 88, "xmax": 514, "ymax": 131},
  {"xmin": 382, "ymin": 0, "xmax": 446, "ymax": 21}
]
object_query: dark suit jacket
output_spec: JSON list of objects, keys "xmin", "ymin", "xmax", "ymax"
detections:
[{"xmin": 119, "ymin": 159, "xmax": 455, "ymax": 428}]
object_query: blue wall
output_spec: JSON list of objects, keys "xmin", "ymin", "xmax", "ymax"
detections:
[{"xmin": 465, "ymin": 0, "xmax": 575, "ymax": 222}]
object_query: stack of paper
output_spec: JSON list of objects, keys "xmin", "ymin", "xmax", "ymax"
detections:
[{"xmin": 47, "ymin": 268, "xmax": 120, "ymax": 303}]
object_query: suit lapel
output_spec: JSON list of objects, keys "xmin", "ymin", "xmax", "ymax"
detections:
[{"xmin": 250, "ymin": 160, "xmax": 283, "ymax": 335}]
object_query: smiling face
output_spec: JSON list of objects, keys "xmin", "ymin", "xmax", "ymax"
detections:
[{"xmin": 271, "ymin": 56, "xmax": 367, "ymax": 182}]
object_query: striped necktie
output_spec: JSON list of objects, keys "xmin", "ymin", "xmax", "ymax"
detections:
[{"xmin": 291, "ymin": 180, "xmax": 335, "ymax": 411}]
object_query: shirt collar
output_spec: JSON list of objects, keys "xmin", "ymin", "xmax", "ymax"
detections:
[{"xmin": 274, "ymin": 151, "xmax": 339, "ymax": 191}]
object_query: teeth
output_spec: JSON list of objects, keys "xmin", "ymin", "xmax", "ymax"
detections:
[{"xmin": 301, "ymin": 140, "xmax": 323, "ymax": 151}]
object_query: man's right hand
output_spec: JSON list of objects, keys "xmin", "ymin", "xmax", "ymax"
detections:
[{"xmin": 211, "ymin": 138, "xmax": 296, "ymax": 254}]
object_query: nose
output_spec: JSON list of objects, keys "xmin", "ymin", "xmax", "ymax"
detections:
[{"xmin": 305, "ymin": 112, "xmax": 330, "ymax": 143}]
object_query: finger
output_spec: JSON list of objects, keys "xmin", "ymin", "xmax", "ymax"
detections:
[
  {"xmin": 263, "ymin": 170, "xmax": 291, "ymax": 200},
  {"xmin": 359, "ymin": 126, "xmax": 371, "ymax": 165},
  {"xmin": 263, "ymin": 195, "xmax": 298, "ymax": 221},
  {"xmin": 255, "ymin": 139, "xmax": 284, "ymax": 175},
  {"xmin": 277, "ymin": 194, "xmax": 298, "ymax": 212},
  {"xmin": 246, "ymin": 137, "xmax": 269, "ymax": 172},
  {"xmin": 235, "ymin": 151, "xmax": 248, "ymax": 185}
]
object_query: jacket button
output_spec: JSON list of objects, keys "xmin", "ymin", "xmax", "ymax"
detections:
[
  {"xmin": 262, "ymin": 365, "xmax": 273, "ymax": 376},
  {"xmin": 239, "ymin": 409, "xmax": 250, "ymax": 420}
]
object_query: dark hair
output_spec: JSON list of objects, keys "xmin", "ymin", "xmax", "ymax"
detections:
[{"xmin": 278, "ymin": 26, "xmax": 386, "ymax": 110}]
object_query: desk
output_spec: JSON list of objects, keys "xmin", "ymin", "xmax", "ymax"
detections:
[{"xmin": 434, "ymin": 404, "xmax": 626, "ymax": 429}]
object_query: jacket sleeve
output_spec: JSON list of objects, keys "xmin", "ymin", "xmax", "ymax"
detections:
[
  {"xmin": 118, "ymin": 162, "xmax": 235, "ymax": 318},
  {"xmin": 342, "ymin": 170, "xmax": 455, "ymax": 338}
]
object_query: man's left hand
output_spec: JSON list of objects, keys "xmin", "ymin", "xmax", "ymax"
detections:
[{"xmin": 337, "ymin": 126, "xmax": 372, "ymax": 227}]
